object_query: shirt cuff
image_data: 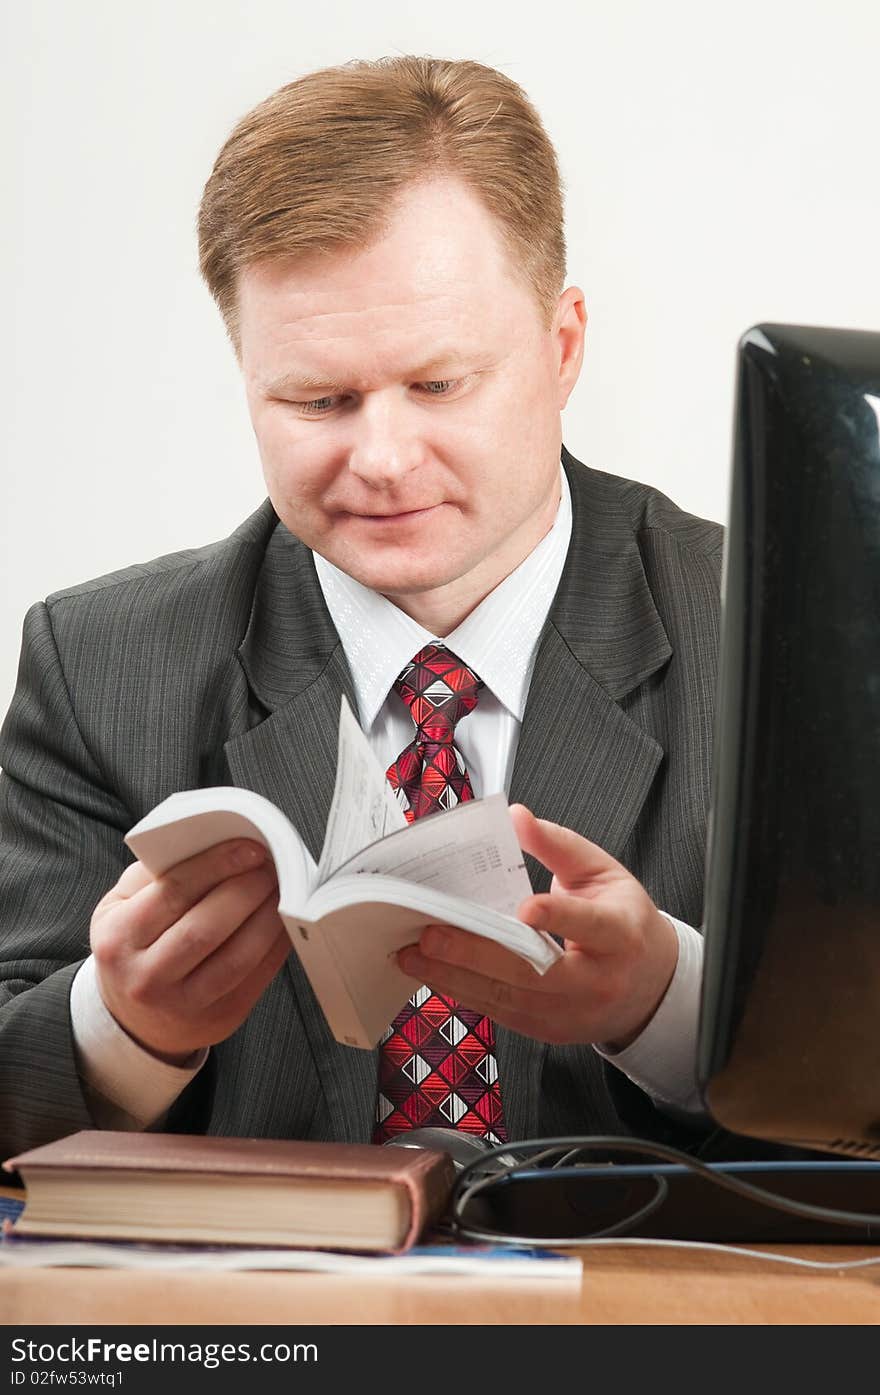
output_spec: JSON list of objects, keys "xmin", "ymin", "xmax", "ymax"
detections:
[
  {"xmin": 593, "ymin": 914, "xmax": 706, "ymax": 1115},
  {"xmin": 70, "ymin": 955, "xmax": 207, "ymax": 1130}
]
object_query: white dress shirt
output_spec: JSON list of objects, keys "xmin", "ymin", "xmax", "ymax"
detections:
[{"xmin": 71, "ymin": 466, "xmax": 706, "ymax": 1128}]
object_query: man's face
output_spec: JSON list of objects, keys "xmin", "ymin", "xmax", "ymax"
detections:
[{"xmin": 237, "ymin": 177, "xmax": 584, "ymax": 627}]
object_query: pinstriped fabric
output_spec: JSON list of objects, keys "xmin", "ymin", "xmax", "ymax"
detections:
[{"xmin": 0, "ymin": 452, "xmax": 725, "ymax": 1160}]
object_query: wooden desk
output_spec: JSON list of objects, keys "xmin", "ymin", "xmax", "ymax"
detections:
[
  {"xmin": 3, "ymin": 1245, "xmax": 880, "ymax": 1325},
  {"xmin": 2, "ymin": 1185, "xmax": 879, "ymax": 1324}
]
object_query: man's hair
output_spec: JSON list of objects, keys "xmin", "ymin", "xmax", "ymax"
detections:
[{"xmin": 197, "ymin": 56, "xmax": 566, "ymax": 350}]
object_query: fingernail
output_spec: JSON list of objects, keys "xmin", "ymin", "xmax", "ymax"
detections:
[
  {"xmin": 423, "ymin": 927, "xmax": 450, "ymax": 958},
  {"xmin": 398, "ymin": 949, "xmax": 421, "ymax": 976},
  {"xmin": 232, "ymin": 842, "xmax": 266, "ymax": 869}
]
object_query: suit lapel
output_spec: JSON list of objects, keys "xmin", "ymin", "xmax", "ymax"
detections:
[
  {"xmin": 509, "ymin": 634, "xmax": 665, "ymax": 872},
  {"xmin": 223, "ymin": 524, "xmax": 378, "ymax": 1143},
  {"xmin": 495, "ymin": 450, "xmax": 670, "ymax": 1141}
]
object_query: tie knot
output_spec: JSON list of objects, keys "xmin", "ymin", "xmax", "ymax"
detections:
[{"xmin": 393, "ymin": 643, "xmax": 483, "ymax": 741}]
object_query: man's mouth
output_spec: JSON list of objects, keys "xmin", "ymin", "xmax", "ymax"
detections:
[{"xmin": 345, "ymin": 504, "xmax": 442, "ymax": 521}]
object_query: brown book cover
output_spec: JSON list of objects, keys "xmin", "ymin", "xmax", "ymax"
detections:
[{"xmin": 3, "ymin": 1131, "xmax": 457, "ymax": 1254}]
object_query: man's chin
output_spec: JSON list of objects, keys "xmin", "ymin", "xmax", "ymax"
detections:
[{"xmin": 346, "ymin": 562, "xmax": 463, "ymax": 598}]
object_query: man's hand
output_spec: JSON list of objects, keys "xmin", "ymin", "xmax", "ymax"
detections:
[
  {"xmin": 90, "ymin": 840, "xmax": 291, "ymax": 1064},
  {"xmin": 397, "ymin": 804, "xmax": 679, "ymax": 1049}
]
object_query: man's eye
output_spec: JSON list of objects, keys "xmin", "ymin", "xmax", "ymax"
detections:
[
  {"xmin": 299, "ymin": 396, "xmax": 340, "ymax": 415},
  {"xmin": 419, "ymin": 380, "xmax": 457, "ymax": 395}
]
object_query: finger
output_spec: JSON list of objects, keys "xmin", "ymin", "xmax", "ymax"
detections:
[
  {"xmin": 510, "ymin": 804, "xmax": 623, "ymax": 889},
  {"xmin": 142, "ymin": 863, "xmax": 278, "ymax": 978},
  {"xmin": 184, "ymin": 896, "xmax": 289, "ymax": 1009},
  {"xmin": 102, "ymin": 859, "xmax": 153, "ymax": 902},
  {"xmin": 517, "ymin": 891, "xmax": 637, "ymax": 955},
  {"xmin": 203, "ymin": 923, "xmax": 292, "ymax": 1024},
  {"xmin": 110, "ymin": 839, "xmax": 270, "ymax": 949},
  {"xmin": 414, "ymin": 922, "xmax": 550, "ymax": 988},
  {"xmin": 397, "ymin": 948, "xmax": 567, "ymax": 1034}
]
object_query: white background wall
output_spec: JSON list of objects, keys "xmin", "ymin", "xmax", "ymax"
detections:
[{"xmin": 3, "ymin": 0, "xmax": 879, "ymax": 719}]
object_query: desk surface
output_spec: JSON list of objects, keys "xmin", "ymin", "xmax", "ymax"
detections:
[
  {"xmin": 3, "ymin": 1245, "xmax": 880, "ymax": 1325},
  {"xmin": 1, "ymin": 1175, "xmax": 878, "ymax": 1326}
]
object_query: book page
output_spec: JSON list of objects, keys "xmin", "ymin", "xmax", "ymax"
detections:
[
  {"xmin": 316, "ymin": 696, "xmax": 407, "ymax": 885},
  {"xmin": 331, "ymin": 793, "xmax": 532, "ymax": 917}
]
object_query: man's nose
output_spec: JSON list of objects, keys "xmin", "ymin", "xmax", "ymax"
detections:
[{"xmin": 347, "ymin": 393, "xmax": 423, "ymax": 487}]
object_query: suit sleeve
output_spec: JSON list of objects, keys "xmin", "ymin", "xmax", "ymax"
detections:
[{"xmin": 0, "ymin": 600, "xmax": 135, "ymax": 1156}]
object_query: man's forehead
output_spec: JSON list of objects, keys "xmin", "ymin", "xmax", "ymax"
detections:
[
  {"xmin": 238, "ymin": 260, "xmax": 502, "ymax": 341},
  {"xmin": 237, "ymin": 177, "xmax": 542, "ymax": 362},
  {"xmin": 239, "ymin": 265, "xmax": 516, "ymax": 390}
]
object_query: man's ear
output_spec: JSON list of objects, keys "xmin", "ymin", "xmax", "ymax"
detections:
[{"xmin": 553, "ymin": 287, "xmax": 587, "ymax": 409}]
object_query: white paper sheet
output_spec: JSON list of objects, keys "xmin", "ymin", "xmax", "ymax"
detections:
[
  {"xmin": 0, "ymin": 1229, "xmax": 580, "ymax": 1278},
  {"xmin": 333, "ymin": 793, "xmax": 533, "ymax": 917},
  {"xmin": 316, "ymin": 697, "xmax": 407, "ymax": 884}
]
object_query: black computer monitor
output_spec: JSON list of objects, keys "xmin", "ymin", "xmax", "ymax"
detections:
[{"xmin": 697, "ymin": 322, "xmax": 880, "ymax": 1157}]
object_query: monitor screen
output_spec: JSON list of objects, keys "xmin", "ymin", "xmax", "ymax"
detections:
[{"xmin": 698, "ymin": 322, "xmax": 880, "ymax": 1157}]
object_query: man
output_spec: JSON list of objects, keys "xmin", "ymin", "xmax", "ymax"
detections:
[{"xmin": 0, "ymin": 57, "xmax": 725, "ymax": 1159}]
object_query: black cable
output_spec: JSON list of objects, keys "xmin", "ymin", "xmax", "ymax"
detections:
[{"xmin": 449, "ymin": 1135, "xmax": 880, "ymax": 1246}]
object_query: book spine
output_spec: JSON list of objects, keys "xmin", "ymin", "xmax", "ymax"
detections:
[{"xmin": 393, "ymin": 1156, "xmax": 457, "ymax": 1253}]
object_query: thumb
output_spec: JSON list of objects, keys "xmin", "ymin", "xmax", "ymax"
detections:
[{"xmin": 509, "ymin": 804, "xmax": 621, "ymax": 889}]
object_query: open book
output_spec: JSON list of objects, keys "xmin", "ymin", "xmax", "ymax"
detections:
[{"xmin": 125, "ymin": 697, "xmax": 561, "ymax": 1049}]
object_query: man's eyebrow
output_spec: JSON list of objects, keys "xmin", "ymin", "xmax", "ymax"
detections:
[
  {"xmin": 262, "ymin": 372, "xmax": 346, "ymax": 396},
  {"xmin": 261, "ymin": 354, "xmax": 495, "ymax": 397},
  {"xmin": 407, "ymin": 354, "xmax": 494, "ymax": 379}
]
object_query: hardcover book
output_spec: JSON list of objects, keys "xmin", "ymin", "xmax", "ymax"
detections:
[{"xmin": 3, "ymin": 1131, "xmax": 456, "ymax": 1254}]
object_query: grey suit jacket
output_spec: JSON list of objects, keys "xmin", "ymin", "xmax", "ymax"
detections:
[{"xmin": 0, "ymin": 449, "xmax": 724, "ymax": 1159}]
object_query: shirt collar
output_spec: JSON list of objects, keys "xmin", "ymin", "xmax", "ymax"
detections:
[{"xmin": 314, "ymin": 464, "xmax": 573, "ymax": 730}]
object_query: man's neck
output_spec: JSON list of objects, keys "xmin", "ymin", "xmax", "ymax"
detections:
[{"xmin": 384, "ymin": 574, "xmax": 499, "ymax": 637}]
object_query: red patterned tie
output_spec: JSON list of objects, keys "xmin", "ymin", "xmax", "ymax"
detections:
[{"xmin": 373, "ymin": 644, "xmax": 508, "ymax": 1144}]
